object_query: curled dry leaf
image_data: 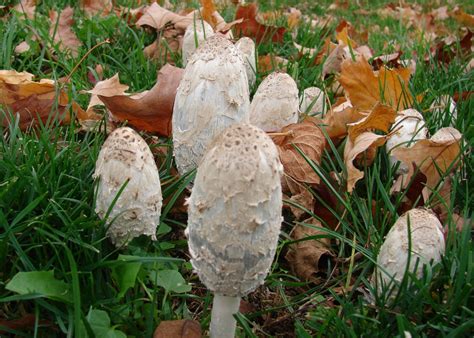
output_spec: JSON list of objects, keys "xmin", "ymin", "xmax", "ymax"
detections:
[
  {"xmin": 392, "ymin": 127, "xmax": 462, "ymax": 199},
  {"xmin": 344, "ymin": 132, "xmax": 387, "ymax": 192},
  {"xmin": 271, "ymin": 117, "xmax": 327, "ymax": 186},
  {"xmin": 153, "ymin": 319, "xmax": 201, "ymax": 338},
  {"xmin": 80, "ymin": 0, "xmax": 113, "ymax": 17},
  {"xmin": 339, "ymin": 57, "xmax": 414, "ymax": 111},
  {"xmin": 285, "ymin": 218, "xmax": 334, "ymax": 283},
  {"xmin": 85, "ymin": 74, "xmax": 129, "ymax": 111},
  {"xmin": 234, "ymin": 3, "xmax": 286, "ymax": 43},
  {"xmin": 347, "ymin": 103, "xmax": 397, "ymax": 142},
  {"xmin": 98, "ymin": 64, "xmax": 183, "ymax": 136},
  {"xmin": 0, "ymin": 70, "xmax": 84, "ymax": 130},
  {"xmin": 136, "ymin": 3, "xmax": 193, "ymax": 31},
  {"xmin": 322, "ymin": 100, "xmax": 365, "ymax": 139},
  {"xmin": 49, "ymin": 7, "xmax": 82, "ymax": 57}
]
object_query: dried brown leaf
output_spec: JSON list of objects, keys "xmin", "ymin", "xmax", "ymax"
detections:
[
  {"xmin": 234, "ymin": 3, "xmax": 286, "ymax": 43},
  {"xmin": 257, "ymin": 54, "xmax": 288, "ymax": 73},
  {"xmin": 322, "ymin": 100, "xmax": 365, "ymax": 139},
  {"xmin": 344, "ymin": 132, "xmax": 387, "ymax": 192},
  {"xmin": 98, "ymin": 64, "xmax": 183, "ymax": 136},
  {"xmin": 339, "ymin": 57, "xmax": 414, "ymax": 111},
  {"xmin": 80, "ymin": 0, "xmax": 113, "ymax": 17},
  {"xmin": 49, "ymin": 7, "xmax": 82, "ymax": 57},
  {"xmin": 347, "ymin": 103, "xmax": 397, "ymax": 142},
  {"xmin": 85, "ymin": 74, "xmax": 129, "ymax": 111},
  {"xmin": 153, "ymin": 320, "xmax": 201, "ymax": 338},
  {"xmin": 451, "ymin": 8, "xmax": 474, "ymax": 27},
  {"xmin": 272, "ymin": 117, "xmax": 326, "ymax": 186},
  {"xmin": 136, "ymin": 2, "xmax": 193, "ymax": 31},
  {"xmin": 13, "ymin": 0, "xmax": 36, "ymax": 19},
  {"xmin": 392, "ymin": 127, "xmax": 462, "ymax": 199},
  {"xmin": 285, "ymin": 218, "xmax": 334, "ymax": 282},
  {"xmin": 0, "ymin": 70, "xmax": 84, "ymax": 130}
]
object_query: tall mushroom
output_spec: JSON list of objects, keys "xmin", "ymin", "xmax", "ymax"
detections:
[
  {"xmin": 235, "ymin": 37, "xmax": 256, "ymax": 88},
  {"xmin": 173, "ymin": 34, "xmax": 250, "ymax": 175},
  {"xmin": 186, "ymin": 123, "xmax": 283, "ymax": 338},
  {"xmin": 374, "ymin": 208, "xmax": 445, "ymax": 297},
  {"xmin": 249, "ymin": 72, "xmax": 299, "ymax": 132},
  {"xmin": 182, "ymin": 20, "xmax": 214, "ymax": 67},
  {"xmin": 94, "ymin": 127, "xmax": 162, "ymax": 246},
  {"xmin": 300, "ymin": 87, "xmax": 327, "ymax": 116}
]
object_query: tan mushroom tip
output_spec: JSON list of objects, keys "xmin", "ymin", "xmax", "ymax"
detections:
[
  {"xmin": 186, "ymin": 123, "xmax": 283, "ymax": 297},
  {"xmin": 93, "ymin": 127, "xmax": 162, "ymax": 247}
]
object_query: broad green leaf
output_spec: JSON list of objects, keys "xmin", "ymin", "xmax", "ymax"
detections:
[
  {"xmin": 111, "ymin": 255, "xmax": 142, "ymax": 299},
  {"xmin": 78, "ymin": 309, "xmax": 127, "ymax": 338},
  {"xmin": 6, "ymin": 270, "xmax": 72, "ymax": 303},
  {"xmin": 149, "ymin": 270, "xmax": 192, "ymax": 293}
]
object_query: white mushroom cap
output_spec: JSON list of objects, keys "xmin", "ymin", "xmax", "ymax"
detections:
[
  {"xmin": 173, "ymin": 34, "xmax": 250, "ymax": 175},
  {"xmin": 94, "ymin": 127, "xmax": 162, "ymax": 246},
  {"xmin": 386, "ymin": 109, "xmax": 428, "ymax": 173},
  {"xmin": 182, "ymin": 20, "xmax": 214, "ymax": 67},
  {"xmin": 235, "ymin": 37, "xmax": 256, "ymax": 88},
  {"xmin": 374, "ymin": 208, "xmax": 445, "ymax": 296},
  {"xmin": 249, "ymin": 72, "xmax": 299, "ymax": 132},
  {"xmin": 186, "ymin": 123, "xmax": 283, "ymax": 297},
  {"xmin": 300, "ymin": 86, "xmax": 327, "ymax": 116}
]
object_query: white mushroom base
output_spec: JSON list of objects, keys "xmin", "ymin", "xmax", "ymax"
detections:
[{"xmin": 210, "ymin": 294, "xmax": 241, "ymax": 338}]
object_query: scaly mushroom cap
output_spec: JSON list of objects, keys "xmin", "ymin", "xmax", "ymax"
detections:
[
  {"xmin": 300, "ymin": 87, "xmax": 326, "ymax": 116},
  {"xmin": 374, "ymin": 208, "xmax": 445, "ymax": 295},
  {"xmin": 173, "ymin": 34, "xmax": 250, "ymax": 175},
  {"xmin": 386, "ymin": 109, "xmax": 428, "ymax": 173},
  {"xmin": 249, "ymin": 72, "xmax": 299, "ymax": 132},
  {"xmin": 235, "ymin": 37, "xmax": 256, "ymax": 88},
  {"xmin": 186, "ymin": 123, "xmax": 283, "ymax": 297},
  {"xmin": 182, "ymin": 20, "xmax": 214, "ymax": 67},
  {"xmin": 94, "ymin": 127, "xmax": 162, "ymax": 246}
]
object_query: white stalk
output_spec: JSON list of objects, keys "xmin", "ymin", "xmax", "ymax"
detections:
[{"xmin": 210, "ymin": 294, "xmax": 241, "ymax": 338}]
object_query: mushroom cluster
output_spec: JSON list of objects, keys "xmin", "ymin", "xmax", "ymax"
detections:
[
  {"xmin": 173, "ymin": 34, "xmax": 250, "ymax": 175},
  {"xmin": 186, "ymin": 123, "xmax": 283, "ymax": 338},
  {"xmin": 94, "ymin": 127, "xmax": 162, "ymax": 246}
]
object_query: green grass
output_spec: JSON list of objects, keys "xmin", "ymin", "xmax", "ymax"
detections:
[{"xmin": 1, "ymin": 0, "xmax": 473, "ymax": 337}]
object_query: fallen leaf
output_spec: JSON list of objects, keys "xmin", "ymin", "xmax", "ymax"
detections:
[
  {"xmin": 200, "ymin": 0, "xmax": 218, "ymax": 28},
  {"xmin": 431, "ymin": 6, "xmax": 449, "ymax": 21},
  {"xmin": 0, "ymin": 70, "xmax": 84, "ymax": 130},
  {"xmin": 434, "ymin": 29, "xmax": 472, "ymax": 65},
  {"xmin": 234, "ymin": 3, "xmax": 286, "ymax": 43},
  {"xmin": 392, "ymin": 127, "xmax": 462, "ymax": 199},
  {"xmin": 272, "ymin": 117, "xmax": 327, "ymax": 186},
  {"xmin": 322, "ymin": 100, "xmax": 365, "ymax": 139},
  {"xmin": 14, "ymin": 41, "xmax": 31, "ymax": 54},
  {"xmin": 371, "ymin": 51, "xmax": 403, "ymax": 70},
  {"xmin": 257, "ymin": 54, "xmax": 288, "ymax": 73},
  {"xmin": 80, "ymin": 0, "xmax": 113, "ymax": 17},
  {"xmin": 87, "ymin": 64, "xmax": 104, "ymax": 85},
  {"xmin": 49, "ymin": 7, "xmax": 82, "ymax": 57},
  {"xmin": 286, "ymin": 188, "xmax": 314, "ymax": 220},
  {"xmin": 98, "ymin": 64, "xmax": 183, "ymax": 136},
  {"xmin": 0, "ymin": 314, "xmax": 54, "ymax": 335},
  {"xmin": 153, "ymin": 320, "xmax": 201, "ymax": 338},
  {"xmin": 347, "ymin": 103, "xmax": 397, "ymax": 142},
  {"xmin": 339, "ymin": 57, "xmax": 414, "ymax": 111},
  {"xmin": 285, "ymin": 218, "xmax": 334, "ymax": 283},
  {"xmin": 13, "ymin": 0, "xmax": 36, "ymax": 19},
  {"xmin": 84, "ymin": 74, "xmax": 129, "ymax": 111},
  {"xmin": 451, "ymin": 8, "xmax": 474, "ymax": 27},
  {"xmin": 136, "ymin": 2, "xmax": 193, "ymax": 32},
  {"xmin": 344, "ymin": 132, "xmax": 387, "ymax": 192}
]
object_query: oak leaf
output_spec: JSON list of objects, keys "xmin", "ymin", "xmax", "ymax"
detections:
[
  {"xmin": 339, "ymin": 57, "xmax": 414, "ymax": 111},
  {"xmin": 285, "ymin": 218, "xmax": 334, "ymax": 283},
  {"xmin": 392, "ymin": 127, "xmax": 462, "ymax": 199},
  {"xmin": 49, "ymin": 7, "xmax": 82, "ymax": 57},
  {"xmin": 98, "ymin": 64, "xmax": 183, "ymax": 136},
  {"xmin": 234, "ymin": 3, "xmax": 286, "ymax": 43},
  {"xmin": 272, "ymin": 117, "xmax": 327, "ymax": 186},
  {"xmin": 0, "ymin": 70, "xmax": 85, "ymax": 130},
  {"xmin": 322, "ymin": 100, "xmax": 365, "ymax": 139}
]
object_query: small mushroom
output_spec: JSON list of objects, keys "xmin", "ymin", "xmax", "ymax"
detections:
[
  {"xmin": 93, "ymin": 127, "xmax": 162, "ymax": 246},
  {"xmin": 186, "ymin": 123, "xmax": 283, "ymax": 338},
  {"xmin": 249, "ymin": 72, "xmax": 299, "ymax": 132},
  {"xmin": 182, "ymin": 20, "xmax": 214, "ymax": 67},
  {"xmin": 386, "ymin": 109, "xmax": 428, "ymax": 173},
  {"xmin": 235, "ymin": 37, "xmax": 256, "ymax": 88},
  {"xmin": 373, "ymin": 208, "xmax": 445, "ymax": 297},
  {"xmin": 173, "ymin": 34, "xmax": 250, "ymax": 175},
  {"xmin": 300, "ymin": 86, "xmax": 327, "ymax": 116}
]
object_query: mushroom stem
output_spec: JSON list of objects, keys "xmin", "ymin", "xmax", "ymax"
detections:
[{"xmin": 210, "ymin": 294, "xmax": 241, "ymax": 338}]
